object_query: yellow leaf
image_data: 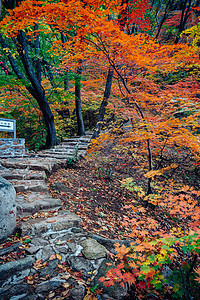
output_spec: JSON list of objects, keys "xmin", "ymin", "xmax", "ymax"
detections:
[{"xmin": 56, "ymin": 254, "xmax": 62, "ymax": 260}]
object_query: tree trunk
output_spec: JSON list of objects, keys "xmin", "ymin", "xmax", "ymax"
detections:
[
  {"xmin": 92, "ymin": 67, "xmax": 114, "ymax": 139},
  {"xmin": 75, "ymin": 61, "xmax": 85, "ymax": 136},
  {"xmin": 61, "ymin": 32, "xmax": 69, "ymax": 91},
  {"xmin": 0, "ymin": 30, "xmax": 58, "ymax": 148},
  {"xmin": 16, "ymin": 32, "xmax": 58, "ymax": 148}
]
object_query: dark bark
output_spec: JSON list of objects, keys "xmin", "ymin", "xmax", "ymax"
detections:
[
  {"xmin": 75, "ymin": 62, "xmax": 85, "ymax": 136},
  {"xmin": 61, "ymin": 32, "xmax": 69, "ymax": 91},
  {"xmin": 34, "ymin": 23, "xmax": 42, "ymax": 83},
  {"xmin": 92, "ymin": 67, "xmax": 114, "ymax": 139}
]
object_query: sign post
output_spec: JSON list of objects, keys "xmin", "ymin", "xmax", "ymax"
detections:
[{"xmin": 0, "ymin": 118, "xmax": 16, "ymax": 138}]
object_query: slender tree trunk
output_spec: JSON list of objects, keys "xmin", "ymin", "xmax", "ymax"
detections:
[
  {"xmin": 16, "ymin": 31, "xmax": 58, "ymax": 148},
  {"xmin": 0, "ymin": 30, "xmax": 58, "ymax": 148},
  {"xmin": 92, "ymin": 67, "xmax": 114, "ymax": 139},
  {"xmin": 61, "ymin": 32, "xmax": 69, "ymax": 91},
  {"xmin": 75, "ymin": 61, "xmax": 85, "ymax": 136}
]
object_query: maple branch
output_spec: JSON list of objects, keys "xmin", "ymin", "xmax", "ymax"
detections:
[
  {"xmin": 89, "ymin": 35, "xmax": 154, "ymax": 194},
  {"xmin": 155, "ymin": 136, "xmax": 169, "ymax": 170},
  {"xmin": 0, "ymin": 33, "xmax": 37, "ymax": 97}
]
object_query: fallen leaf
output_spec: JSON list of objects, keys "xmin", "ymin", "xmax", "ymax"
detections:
[{"xmin": 56, "ymin": 254, "xmax": 62, "ymax": 260}]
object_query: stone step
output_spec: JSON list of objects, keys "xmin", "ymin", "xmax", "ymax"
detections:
[
  {"xmin": 43, "ymin": 149, "xmax": 76, "ymax": 154},
  {"xmin": 16, "ymin": 192, "xmax": 62, "ymax": 216},
  {"xmin": 58, "ymin": 141, "xmax": 78, "ymax": 146},
  {"xmin": 9, "ymin": 179, "xmax": 48, "ymax": 193},
  {"xmin": 0, "ymin": 168, "xmax": 46, "ymax": 181},
  {"xmin": 21, "ymin": 210, "xmax": 82, "ymax": 236},
  {"xmin": 41, "ymin": 148, "xmax": 87, "ymax": 155},
  {"xmin": 62, "ymin": 136, "xmax": 92, "ymax": 143},
  {"xmin": 54, "ymin": 144, "xmax": 89, "ymax": 150},
  {"xmin": 37, "ymin": 153, "xmax": 75, "ymax": 159},
  {"xmin": 1, "ymin": 158, "xmax": 67, "ymax": 174}
]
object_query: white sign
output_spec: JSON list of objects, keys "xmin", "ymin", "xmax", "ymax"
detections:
[
  {"xmin": 0, "ymin": 118, "xmax": 16, "ymax": 138},
  {"xmin": 0, "ymin": 120, "xmax": 14, "ymax": 130}
]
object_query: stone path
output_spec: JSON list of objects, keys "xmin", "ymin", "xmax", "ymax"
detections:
[{"xmin": 0, "ymin": 132, "xmax": 129, "ymax": 300}]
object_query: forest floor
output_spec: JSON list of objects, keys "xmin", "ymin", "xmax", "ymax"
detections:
[{"xmin": 47, "ymin": 133, "xmax": 200, "ymax": 242}]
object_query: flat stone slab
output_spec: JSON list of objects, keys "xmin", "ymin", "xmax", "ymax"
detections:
[
  {"xmin": 80, "ymin": 238, "xmax": 108, "ymax": 259},
  {"xmin": 9, "ymin": 179, "xmax": 48, "ymax": 193},
  {"xmin": 0, "ymin": 168, "xmax": 46, "ymax": 180},
  {"xmin": 0, "ymin": 255, "xmax": 35, "ymax": 282},
  {"xmin": 1, "ymin": 158, "xmax": 66, "ymax": 174},
  {"xmin": 54, "ymin": 144, "xmax": 88, "ymax": 150},
  {"xmin": 21, "ymin": 210, "xmax": 82, "ymax": 236},
  {"xmin": 16, "ymin": 192, "xmax": 62, "ymax": 215},
  {"xmin": 37, "ymin": 153, "xmax": 74, "ymax": 159}
]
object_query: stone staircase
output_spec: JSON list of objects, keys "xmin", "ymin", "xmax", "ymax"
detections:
[
  {"xmin": 0, "ymin": 131, "xmax": 130, "ymax": 300},
  {"xmin": 0, "ymin": 131, "xmax": 93, "ymax": 218},
  {"xmin": 37, "ymin": 131, "xmax": 93, "ymax": 160}
]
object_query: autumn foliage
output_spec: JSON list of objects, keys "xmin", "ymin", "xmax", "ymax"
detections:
[{"xmin": 0, "ymin": 0, "xmax": 200, "ymax": 298}]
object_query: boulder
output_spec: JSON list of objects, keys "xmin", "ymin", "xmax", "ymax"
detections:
[
  {"xmin": 80, "ymin": 238, "xmax": 108, "ymax": 259},
  {"xmin": 0, "ymin": 176, "xmax": 16, "ymax": 240}
]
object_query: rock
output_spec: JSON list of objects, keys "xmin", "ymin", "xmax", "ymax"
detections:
[
  {"xmin": 25, "ymin": 245, "xmax": 41, "ymax": 254},
  {"xmin": 80, "ymin": 238, "xmax": 108, "ymax": 259},
  {"xmin": 90, "ymin": 234, "xmax": 132, "ymax": 252},
  {"xmin": 0, "ymin": 256, "xmax": 35, "ymax": 283},
  {"xmin": 68, "ymin": 285, "xmax": 86, "ymax": 300},
  {"xmin": 38, "ymin": 259, "xmax": 59, "ymax": 277},
  {"xmin": 1, "ymin": 158, "xmax": 66, "ymax": 175},
  {"xmin": 55, "ymin": 244, "xmax": 69, "ymax": 254},
  {"xmin": 21, "ymin": 210, "xmax": 82, "ymax": 236},
  {"xmin": 30, "ymin": 237, "xmax": 49, "ymax": 247},
  {"xmin": 35, "ymin": 276, "xmax": 65, "ymax": 293},
  {"xmin": 67, "ymin": 256, "xmax": 94, "ymax": 280},
  {"xmin": 0, "ymin": 242, "xmax": 22, "ymax": 256},
  {"xmin": 102, "ymin": 295, "xmax": 115, "ymax": 300},
  {"xmin": 16, "ymin": 192, "xmax": 62, "ymax": 216},
  {"xmin": 11, "ymin": 294, "xmax": 40, "ymax": 300},
  {"xmin": 0, "ymin": 284, "xmax": 29, "ymax": 300},
  {"xmin": 92, "ymin": 259, "xmax": 127, "ymax": 300},
  {"xmin": 37, "ymin": 245, "xmax": 55, "ymax": 262},
  {"xmin": 9, "ymin": 180, "xmax": 48, "ymax": 193},
  {"xmin": 0, "ymin": 169, "xmax": 46, "ymax": 180},
  {"xmin": 0, "ymin": 176, "xmax": 16, "ymax": 240},
  {"xmin": 52, "ymin": 182, "xmax": 69, "ymax": 192}
]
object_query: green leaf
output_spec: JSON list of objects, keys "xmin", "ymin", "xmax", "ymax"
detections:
[
  {"xmin": 90, "ymin": 283, "xmax": 99, "ymax": 293},
  {"xmin": 23, "ymin": 239, "xmax": 32, "ymax": 243}
]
